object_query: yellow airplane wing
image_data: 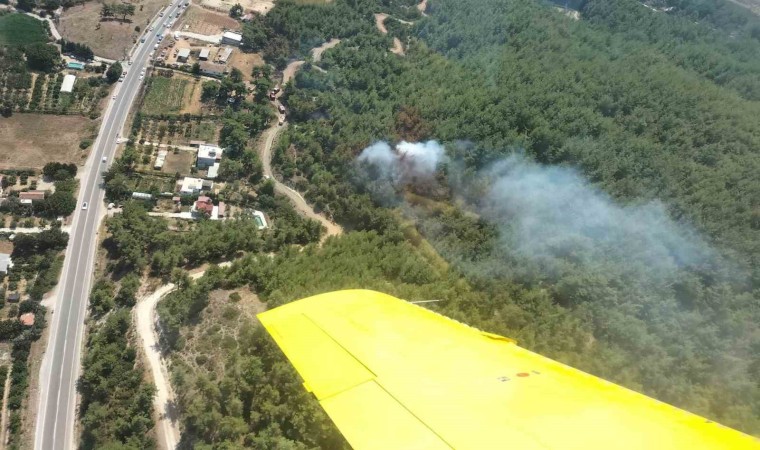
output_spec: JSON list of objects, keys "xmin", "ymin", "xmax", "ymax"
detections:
[{"xmin": 257, "ymin": 289, "xmax": 760, "ymax": 450}]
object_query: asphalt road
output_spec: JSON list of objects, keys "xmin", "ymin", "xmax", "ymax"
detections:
[{"xmin": 34, "ymin": 3, "xmax": 184, "ymax": 449}]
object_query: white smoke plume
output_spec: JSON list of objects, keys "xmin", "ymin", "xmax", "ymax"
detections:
[
  {"xmin": 357, "ymin": 140, "xmax": 448, "ymax": 181},
  {"xmin": 479, "ymin": 156, "xmax": 717, "ymax": 276}
]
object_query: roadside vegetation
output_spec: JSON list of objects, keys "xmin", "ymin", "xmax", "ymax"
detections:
[{"xmin": 1, "ymin": 227, "xmax": 68, "ymax": 449}]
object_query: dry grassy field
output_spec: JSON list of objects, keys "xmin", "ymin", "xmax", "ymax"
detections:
[
  {"xmin": 0, "ymin": 114, "xmax": 95, "ymax": 170},
  {"xmin": 200, "ymin": 0, "xmax": 274, "ymax": 14},
  {"xmin": 229, "ymin": 51, "xmax": 264, "ymax": 81},
  {"xmin": 176, "ymin": 5, "xmax": 239, "ymax": 35},
  {"xmin": 58, "ymin": 0, "xmax": 166, "ymax": 60}
]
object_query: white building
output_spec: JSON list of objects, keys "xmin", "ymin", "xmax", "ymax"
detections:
[
  {"xmin": 207, "ymin": 162, "xmax": 221, "ymax": 179},
  {"xmin": 178, "ymin": 177, "xmax": 212, "ymax": 195},
  {"xmin": 197, "ymin": 144, "xmax": 223, "ymax": 168},
  {"xmin": 154, "ymin": 150, "xmax": 168, "ymax": 169},
  {"xmin": 199, "ymin": 48, "xmax": 210, "ymax": 60},
  {"xmin": 60, "ymin": 74, "xmax": 76, "ymax": 93},
  {"xmin": 0, "ymin": 253, "xmax": 13, "ymax": 274},
  {"xmin": 131, "ymin": 192, "xmax": 153, "ymax": 200},
  {"xmin": 221, "ymin": 31, "xmax": 242, "ymax": 46}
]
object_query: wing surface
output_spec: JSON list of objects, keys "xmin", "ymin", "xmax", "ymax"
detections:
[{"xmin": 258, "ymin": 289, "xmax": 760, "ymax": 450}]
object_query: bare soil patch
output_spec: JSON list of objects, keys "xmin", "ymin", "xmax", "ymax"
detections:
[
  {"xmin": 161, "ymin": 150, "xmax": 194, "ymax": 175},
  {"xmin": 179, "ymin": 77, "xmax": 204, "ymax": 114},
  {"xmin": 0, "ymin": 114, "xmax": 94, "ymax": 170},
  {"xmin": 58, "ymin": 0, "xmax": 166, "ymax": 60},
  {"xmin": 228, "ymin": 52, "xmax": 264, "ymax": 81},
  {"xmin": 176, "ymin": 5, "xmax": 239, "ymax": 35},
  {"xmin": 200, "ymin": 0, "xmax": 274, "ymax": 14}
]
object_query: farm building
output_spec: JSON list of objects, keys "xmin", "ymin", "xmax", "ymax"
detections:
[
  {"xmin": 132, "ymin": 192, "xmax": 153, "ymax": 200},
  {"xmin": 60, "ymin": 74, "xmax": 76, "ymax": 93},
  {"xmin": 179, "ymin": 177, "xmax": 213, "ymax": 195},
  {"xmin": 221, "ymin": 31, "xmax": 242, "ymax": 46},
  {"xmin": 217, "ymin": 47, "xmax": 233, "ymax": 64},
  {"xmin": 199, "ymin": 62, "xmax": 226, "ymax": 78},
  {"xmin": 19, "ymin": 190, "xmax": 46, "ymax": 204},
  {"xmin": 199, "ymin": 48, "xmax": 210, "ymax": 60},
  {"xmin": 197, "ymin": 144, "xmax": 223, "ymax": 168},
  {"xmin": 0, "ymin": 253, "xmax": 13, "ymax": 274},
  {"xmin": 154, "ymin": 150, "xmax": 168, "ymax": 169},
  {"xmin": 177, "ymin": 48, "xmax": 191, "ymax": 63}
]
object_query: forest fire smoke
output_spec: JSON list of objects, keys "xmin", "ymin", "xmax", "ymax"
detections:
[{"xmin": 357, "ymin": 140, "xmax": 447, "ymax": 181}]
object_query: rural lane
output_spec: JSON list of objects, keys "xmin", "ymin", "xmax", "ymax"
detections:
[
  {"xmin": 33, "ymin": 2, "xmax": 186, "ymax": 449},
  {"xmin": 135, "ymin": 263, "xmax": 232, "ymax": 450},
  {"xmin": 259, "ymin": 40, "xmax": 343, "ymax": 241}
]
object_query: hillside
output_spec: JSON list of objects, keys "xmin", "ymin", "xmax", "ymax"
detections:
[{"xmin": 153, "ymin": 0, "xmax": 760, "ymax": 446}]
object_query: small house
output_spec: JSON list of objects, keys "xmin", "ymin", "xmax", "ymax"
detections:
[
  {"xmin": 198, "ymin": 48, "xmax": 210, "ymax": 61},
  {"xmin": 197, "ymin": 144, "xmax": 223, "ymax": 168},
  {"xmin": 7, "ymin": 292, "xmax": 20, "ymax": 303},
  {"xmin": 19, "ymin": 190, "xmax": 46, "ymax": 204},
  {"xmin": 154, "ymin": 150, "xmax": 168, "ymax": 169}
]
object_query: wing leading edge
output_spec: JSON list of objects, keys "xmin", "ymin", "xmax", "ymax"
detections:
[{"xmin": 257, "ymin": 289, "xmax": 760, "ymax": 450}]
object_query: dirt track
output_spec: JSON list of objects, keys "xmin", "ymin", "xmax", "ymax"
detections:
[{"xmin": 264, "ymin": 40, "xmax": 344, "ymax": 241}]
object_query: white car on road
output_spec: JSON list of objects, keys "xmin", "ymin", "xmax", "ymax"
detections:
[{"xmin": 81, "ymin": 202, "xmax": 88, "ymax": 210}]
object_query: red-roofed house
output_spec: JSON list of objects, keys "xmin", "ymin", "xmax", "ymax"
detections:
[{"xmin": 194, "ymin": 196, "xmax": 214, "ymax": 216}]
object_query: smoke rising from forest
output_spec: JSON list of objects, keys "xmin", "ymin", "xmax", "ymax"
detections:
[
  {"xmin": 356, "ymin": 141, "xmax": 719, "ymax": 278},
  {"xmin": 357, "ymin": 140, "xmax": 448, "ymax": 181},
  {"xmin": 479, "ymin": 157, "xmax": 716, "ymax": 276}
]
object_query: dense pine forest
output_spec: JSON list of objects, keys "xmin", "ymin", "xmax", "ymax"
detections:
[{"xmin": 155, "ymin": 0, "xmax": 760, "ymax": 447}]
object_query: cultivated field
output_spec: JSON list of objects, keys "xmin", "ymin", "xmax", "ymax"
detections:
[
  {"xmin": 0, "ymin": 13, "xmax": 48, "ymax": 47},
  {"xmin": 58, "ymin": 0, "xmax": 166, "ymax": 60},
  {"xmin": 141, "ymin": 75, "xmax": 189, "ymax": 115},
  {"xmin": 160, "ymin": 150, "xmax": 194, "ymax": 175},
  {"xmin": 0, "ymin": 114, "xmax": 94, "ymax": 169},
  {"xmin": 176, "ymin": 5, "xmax": 239, "ymax": 35}
]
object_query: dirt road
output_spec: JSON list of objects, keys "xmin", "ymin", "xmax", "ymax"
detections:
[
  {"xmin": 265, "ymin": 41, "xmax": 343, "ymax": 241},
  {"xmin": 135, "ymin": 264, "xmax": 231, "ymax": 450}
]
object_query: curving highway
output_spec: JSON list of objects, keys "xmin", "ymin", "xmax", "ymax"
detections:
[{"xmin": 33, "ymin": 2, "xmax": 185, "ymax": 449}]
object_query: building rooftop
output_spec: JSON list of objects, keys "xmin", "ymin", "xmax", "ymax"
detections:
[
  {"xmin": 207, "ymin": 162, "xmax": 220, "ymax": 179},
  {"xmin": 60, "ymin": 74, "xmax": 76, "ymax": 93},
  {"xmin": 177, "ymin": 48, "xmax": 190, "ymax": 59},
  {"xmin": 19, "ymin": 190, "xmax": 46, "ymax": 201},
  {"xmin": 199, "ymin": 48, "xmax": 210, "ymax": 59},
  {"xmin": 198, "ymin": 144, "xmax": 223, "ymax": 161},
  {"xmin": 222, "ymin": 31, "xmax": 242, "ymax": 42},
  {"xmin": 0, "ymin": 253, "xmax": 12, "ymax": 273}
]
